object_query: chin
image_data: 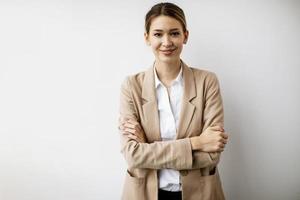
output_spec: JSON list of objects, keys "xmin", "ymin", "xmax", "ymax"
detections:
[{"xmin": 157, "ymin": 55, "xmax": 180, "ymax": 63}]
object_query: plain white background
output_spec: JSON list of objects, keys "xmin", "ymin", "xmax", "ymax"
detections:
[{"xmin": 0, "ymin": 0, "xmax": 300, "ymax": 199}]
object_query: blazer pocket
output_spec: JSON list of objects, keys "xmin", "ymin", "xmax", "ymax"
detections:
[
  {"xmin": 199, "ymin": 168, "xmax": 217, "ymax": 183},
  {"xmin": 122, "ymin": 170, "xmax": 146, "ymax": 200},
  {"xmin": 198, "ymin": 168, "xmax": 225, "ymax": 200},
  {"xmin": 126, "ymin": 170, "xmax": 145, "ymax": 184}
]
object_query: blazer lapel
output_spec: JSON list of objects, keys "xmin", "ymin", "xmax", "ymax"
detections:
[
  {"xmin": 141, "ymin": 65, "xmax": 161, "ymax": 142},
  {"xmin": 176, "ymin": 61, "xmax": 196, "ymax": 139},
  {"xmin": 141, "ymin": 61, "xmax": 196, "ymax": 141}
]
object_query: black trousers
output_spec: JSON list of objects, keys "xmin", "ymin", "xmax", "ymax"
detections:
[{"xmin": 158, "ymin": 189, "xmax": 182, "ymax": 200}]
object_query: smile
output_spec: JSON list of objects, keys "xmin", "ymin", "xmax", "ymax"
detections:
[{"xmin": 160, "ymin": 49, "xmax": 176, "ymax": 55}]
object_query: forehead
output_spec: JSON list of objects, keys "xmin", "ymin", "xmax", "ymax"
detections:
[{"xmin": 149, "ymin": 15, "xmax": 182, "ymax": 32}]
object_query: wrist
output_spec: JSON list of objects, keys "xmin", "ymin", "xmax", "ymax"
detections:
[{"xmin": 190, "ymin": 137, "xmax": 202, "ymax": 151}]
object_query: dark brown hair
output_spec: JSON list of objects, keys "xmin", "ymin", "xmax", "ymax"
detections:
[{"xmin": 145, "ymin": 2, "xmax": 187, "ymax": 34}]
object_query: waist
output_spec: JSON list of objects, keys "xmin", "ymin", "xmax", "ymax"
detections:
[
  {"xmin": 158, "ymin": 189, "xmax": 182, "ymax": 200},
  {"xmin": 158, "ymin": 169, "xmax": 181, "ymax": 191}
]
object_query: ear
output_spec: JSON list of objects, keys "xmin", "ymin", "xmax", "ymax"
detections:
[
  {"xmin": 144, "ymin": 32, "xmax": 151, "ymax": 46},
  {"xmin": 183, "ymin": 30, "xmax": 189, "ymax": 44}
]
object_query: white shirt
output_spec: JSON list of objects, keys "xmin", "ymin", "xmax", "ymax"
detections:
[{"xmin": 154, "ymin": 64, "xmax": 184, "ymax": 192}]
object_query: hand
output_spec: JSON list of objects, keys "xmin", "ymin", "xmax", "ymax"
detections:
[
  {"xmin": 118, "ymin": 117, "xmax": 147, "ymax": 143},
  {"xmin": 190, "ymin": 125, "xmax": 228, "ymax": 152}
]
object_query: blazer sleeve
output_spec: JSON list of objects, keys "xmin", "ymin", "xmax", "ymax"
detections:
[
  {"xmin": 119, "ymin": 77, "xmax": 193, "ymax": 170},
  {"xmin": 190, "ymin": 72, "xmax": 224, "ymax": 169}
]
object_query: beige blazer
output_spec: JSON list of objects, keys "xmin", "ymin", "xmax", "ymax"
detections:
[{"xmin": 119, "ymin": 61, "xmax": 225, "ymax": 200}]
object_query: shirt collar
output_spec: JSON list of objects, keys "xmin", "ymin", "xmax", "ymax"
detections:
[{"xmin": 153, "ymin": 62, "xmax": 183, "ymax": 89}]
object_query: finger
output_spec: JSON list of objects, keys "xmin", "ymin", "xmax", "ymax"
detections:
[
  {"xmin": 209, "ymin": 131, "xmax": 223, "ymax": 138},
  {"xmin": 123, "ymin": 122, "xmax": 143, "ymax": 133},
  {"xmin": 217, "ymin": 137, "xmax": 227, "ymax": 144},
  {"xmin": 221, "ymin": 132, "xmax": 229, "ymax": 139},
  {"xmin": 127, "ymin": 134, "xmax": 138, "ymax": 141},
  {"xmin": 123, "ymin": 127, "xmax": 137, "ymax": 134},
  {"xmin": 122, "ymin": 124, "xmax": 142, "ymax": 136},
  {"xmin": 124, "ymin": 128, "xmax": 144, "ymax": 141},
  {"xmin": 119, "ymin": 124, "xmax": 134, "ymax": 132},
  {"xmin": 210, "ymin": 125, "xmax": 224, "ymax": 131},
  {"xmin": 215, "ymin": 145, "xmax": 225, "ymax": 152},
  {"xmin": 118, "ymin": 124, "xmax": 126, "ymax": 130},
  {"xmin": 219, "ymin": 143, "xmax": 225, "ymax": 148},
  {"xmin": 121, "ymin": 132, "xmax": 131, "ymax": 136},
  {"xmin": 127, "ymin": 134, "xmax": 143, "ymax": 143},
  {"xmin": 221, "ymin": 138, "xmax": 227, "ymax": 144},
  {"xmin": 123, "ymin": 122, "xmax": 136, "ymax": 129},
  {"xmin": 127, "ymin": 120, "xmax": 143, "ymax": 133},
  {"xmin": 119, "ymin": 129, "xmax": 132, "ymax": 134},
  {"xmin": 213, "ymin": 131, "xmax": 224, "ymax": 135},
  {"xmin": 127, "ymin": 119, "xmax": 139, "ymax": 126},
  {"xmin": 118, "ymin": 118, "xmax": 128, "ymax": 128},
  {"xmin": 121, "ymin": 132, "xmax": 142, "ymax": 143},
  {"xmin": 121, "ymin": 131, "xmax": 134, "ymax": 136},
  {"xmin": 119, "ymin": 116, "xmax": 135, "ymax": 124}
]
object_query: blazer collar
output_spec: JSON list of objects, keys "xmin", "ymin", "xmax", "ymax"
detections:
[
  {"xmin": 142, "ymin": 60, "xmax": 196, "ymax": 102},
  {"xmin": 141, "ymin": 60, "xmax": 196, "ymax": 140}
]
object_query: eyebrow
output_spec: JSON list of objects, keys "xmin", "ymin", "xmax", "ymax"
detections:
[{"xmin": 153, "ymin": 28, "xmax": 180, "ymax": 32}]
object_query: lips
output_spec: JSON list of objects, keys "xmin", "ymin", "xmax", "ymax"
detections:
[{"xmin": 160, "ymin": 48, "xmax": 176, "ymax": 55}]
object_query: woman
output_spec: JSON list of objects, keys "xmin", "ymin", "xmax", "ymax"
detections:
[{"xmin": 118, "ymin": 2, "xmax": 228, "ymax": 200}]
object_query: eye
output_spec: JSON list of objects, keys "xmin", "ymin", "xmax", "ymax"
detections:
[
  {"xmin": 170, "ymin": 32, "xmax": 180, "ymax": 36},
  {"xmin": 153, "ymin": 33, "xmax": 162, "ymax": 37}
]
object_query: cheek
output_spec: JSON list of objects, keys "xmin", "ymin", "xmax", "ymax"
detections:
[
  {"xmin": 174, "ymin": 40, "xmax": 183, "ymax": 49},
  {"xmin": 150, "ymin": 41, "xmax": 161, "ymax": 50},
  {"xmin": 174, "ymin": 38, "xmax": 185, "ymax": 46}
]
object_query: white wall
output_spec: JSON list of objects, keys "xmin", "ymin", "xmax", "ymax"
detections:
[{"xmin": 0, "ymin": 1, "xmax": 299, "ymax": 199}]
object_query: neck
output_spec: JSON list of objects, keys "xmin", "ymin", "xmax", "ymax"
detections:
[{"xmin": 154, "ymin": 59, "xmax": 181, "ymax": 83}]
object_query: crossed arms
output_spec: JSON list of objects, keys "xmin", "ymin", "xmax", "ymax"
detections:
[{"xmin": 118, "ymin": 73, "xmax": 228, "ymax": 170}]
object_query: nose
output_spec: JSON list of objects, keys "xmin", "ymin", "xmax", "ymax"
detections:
[{"xmin": 162, "ymin": 35, "xmax": 172, "ymax": 47}]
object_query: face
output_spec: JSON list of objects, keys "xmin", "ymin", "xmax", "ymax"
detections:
[{"xmin": 144, "ymin": 15, "xmax": 189, "ymax": 63}]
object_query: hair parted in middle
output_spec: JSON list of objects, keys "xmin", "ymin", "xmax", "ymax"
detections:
[{"xmin": 145, "ymin": 2, "xmax": 187, "ymax": 34}]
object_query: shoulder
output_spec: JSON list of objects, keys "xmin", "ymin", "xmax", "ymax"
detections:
[
  {"xmin": 126, "ymin": 70, "xmax": 147, "ymax": 86},
  {"xmin": 187, "ymin": 67, "xmax": 222, "ymax": 97},
  {"xmin": 121, "ymin": 67, "xmax": 150, "ymax": 91},
  {"xmin": 189, "ymin": 67, "xmax": 219, "ymax": 84}
]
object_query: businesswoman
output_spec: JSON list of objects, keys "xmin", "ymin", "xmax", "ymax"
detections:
[{"xmin": 118, "ymin": 2, "xmax": 228, "ymax": 200}]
